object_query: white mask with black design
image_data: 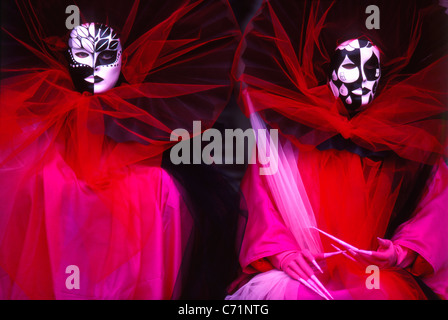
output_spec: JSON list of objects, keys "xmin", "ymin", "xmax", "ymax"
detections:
[{"xmin": 328, "ymin": 39, "xmax": 381, "ymax": 113}]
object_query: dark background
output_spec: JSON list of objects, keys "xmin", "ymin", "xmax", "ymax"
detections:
[{"xmin": 212, "ymin": 0, "xmax": 263, "ymax": 188}]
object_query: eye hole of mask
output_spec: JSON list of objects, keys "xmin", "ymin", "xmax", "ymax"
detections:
[
  {"xmin": 97, "ymin": 50, "xmax": 118, "ymax": 65},
  {"xmin": 75, "ymin": 52, "xmax": 90, "ymax": 58},
  {"xmin": 99, "ymin": 51, "xmax": 114, "ymax": 61},
  {"xmin": 342, "ymin": 63, "xmax": 357, "ymax": 70}
]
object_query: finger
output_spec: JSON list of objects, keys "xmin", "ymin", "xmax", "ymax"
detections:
[
  {"xmin": 312, "ymin": 260, "xmax": 324, "ymax": 274},
  {"xmin": 330, "ymin": 244, "xmax": 356, "ymax": 262},
  {"xmin": 349, "ymin": 250, "xmax": 384, "ymax": 262},
  {"xmin": 377, "ymin": 237, "xmax": 392, "ymax": 249},
  {"xmin": 310, "ymin": 275, "xmax": 334, "ymax": 300},
  {"xmin": 323, "ymin": 251, "xmax": 345, "ymax": 259},
  {"xmin": 376, "ymin": 239, "xmax": 395, "ymax": 257},
  {"xmin": 348, "ymin": 249, "xmax": 384, "ymax": 266},
  {"xmin": 356, "ymin": 249, "xmax": 389, "ymax": 261},
  {"xmin": 342, "ymin": 250, "xmax": 358, "ymax": 262},
  {"xmin": 330, "ymin": 244, "xmax": 343, "ymax": 251},
  {"xmin": 285, "ymin": 266, "xmax": 302, "ymax": 281},
  {"xmin": 298, "ymin": 278, "xmax": 328, "ymax": 300},
  {"xmin": 295, "ymin": 252, "xmax": 333, "ymax": 299},
  {"xmin": 311, "ymin": 226, "xmax": 359, "ymax": 251},
  {"xmin": 296, "ymin": 254, "xmax": 315, "ymax": 279},
  {"xmin": 307, "ymin": 278, "xmax": 330, "ymax": 300},
  {"xmin": 317, "ymin": 251, "xmax": 345, "ymax": 259},
  {"xmin": 287, "ymin": 260, "xmax": 309, "ymax": 280},
  {"xmin": 283, "ymin": 261, "xmax": 305, "ymax": 281},
  {"xmin": 355, "ymin": 249, "xmax": 373, "ymax": 256},
  {"xmin": 290, "ymin": 260, "xmax": 329, "ymax": 298}
]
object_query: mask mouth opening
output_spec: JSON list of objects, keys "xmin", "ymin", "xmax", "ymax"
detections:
[
  {"xmin": 84, "ymin": 75, "xmax": 104, "ymax": 84},
  {"xmin": 351, "ymin": 88, "xmax": 371, "ymax": 95}
]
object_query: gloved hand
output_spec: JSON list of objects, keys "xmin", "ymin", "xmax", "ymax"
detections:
[
  {"xmin": 269, "ymin": 250, "xmax": 333, "ymax": 300},
  {"xmin": 269, "ymin": 250, "xmax": 318, "ymax": 280}
]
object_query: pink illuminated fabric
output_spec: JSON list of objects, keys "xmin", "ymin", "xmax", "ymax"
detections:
[
  {"xmin": 0, "ymin": 0, "xmax": 240, "ymax": 300},
  {"xmin": 227, "ymin": 0, "xmax": 447, "ymax": 300},
  {"xmin": 0, "ymin": 132, "xmax": 192, "ymax": 299},
  {"xmin": 392, "ymin": 158, "xmax": 448, "ymax": 298},
  {"xmin": 229, "ymin": 140, "xmax": 447, "ymax": 300}
]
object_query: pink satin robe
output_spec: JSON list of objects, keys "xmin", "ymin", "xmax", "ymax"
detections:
[
  {"xmin": 0, "ymin": 134, "xmax": 192, "ymax": 299},
  {"xmin": 231, "ymin": 144, "xmax": 448, "ymax": 299}
]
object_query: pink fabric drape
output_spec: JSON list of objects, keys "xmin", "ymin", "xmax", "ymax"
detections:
[
  {"xmin": 0, "ymin": 133, "xmax": 192, "ymax": 299},
  {"xmin": 392, "ymin": 158, "xmax": 448, "ymax": 299}
]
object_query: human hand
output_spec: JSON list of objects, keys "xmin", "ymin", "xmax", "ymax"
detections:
[
  {"xmin": 269, "ymin": 250, "xmax": 334, "ymax": 300},
  {"xmin": 347, "ymin": 237, "xmax": 396, "ymax": 268},
  {"xmin": 348, "ymin": 238, "xmax": 416, "ymax": 269},
  {"xmin": 312, "ymin": 226, "xmax": 415, "ymax": 269}
]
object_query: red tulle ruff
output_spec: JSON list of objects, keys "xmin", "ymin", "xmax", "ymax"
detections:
[{"xmin": 233, "ymin": 0, "xmax": 447, "ymax": 164}]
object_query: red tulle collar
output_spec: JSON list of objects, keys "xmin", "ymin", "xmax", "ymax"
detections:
[{"xmin": 1, "ymin": 0, "xmax": 240, "ymax": 184}]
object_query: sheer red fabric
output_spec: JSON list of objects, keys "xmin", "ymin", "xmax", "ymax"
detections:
[
  {"xmin": 233, "ymin": 0, "xmax": 447, "ymax": 165},
  {"xmin": 1, "ymin": 0, "xmax": 240, "ymax": 185}
]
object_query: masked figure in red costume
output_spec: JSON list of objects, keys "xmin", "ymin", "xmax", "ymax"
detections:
[
  {"xmin": 226, "ymin": 0, "xmax": 448, "ymax": 300},
  {"xmin": 0, "ymin": 0, "xmax": 242, "ymax": 299}
]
